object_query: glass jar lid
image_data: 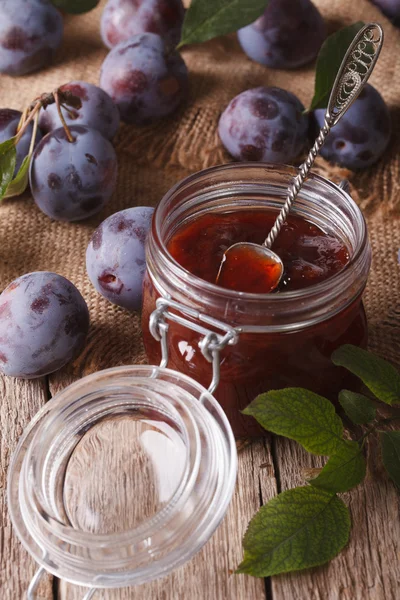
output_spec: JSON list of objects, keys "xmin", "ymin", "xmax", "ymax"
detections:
[{"xmin": 8, "ymin": 365, "xmax": 237, "ymax": 590}]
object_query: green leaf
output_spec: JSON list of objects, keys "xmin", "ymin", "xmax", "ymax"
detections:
[
  {"xmin": 177, "ymin": 0, "xmax": 268, "ymax": 49},
  {"xmin": 309, "ymin": 440, "xmax": 366, "ymax": 493},
  {"xmin": 0, "ymin": 146, "xmax": 17, "ymax": 201},
  {"xmin": 237, "ymin": 486, "xmax": 350, "ymax": 577},
  {"xmin": 243, "ymin": 388, "xmax": 343, "ymax": 455},
  {"xmin": 51, "ymin": 0, "xmax": 100, "ymax": 14},
  {"xmin": 309, "ymin": 22, "xmax": 365, "ymax": 110},
  {"xmin": 339, "ymin": 390, "xmax": 376, "ymax": 425},
  {"xmin": 380, "ymin": 431, "xmax": 400, "ymax": 489},
  {"xmin": 332, "ymin": 345, "xmax": 400, "ymax": 406},
  {"xmin": 4, "ymin": 154, "xmax": 31, "ymax": 199},
  {"xmin": 0, "ymin": 137, "xmax": 17, "ymax": 154}
]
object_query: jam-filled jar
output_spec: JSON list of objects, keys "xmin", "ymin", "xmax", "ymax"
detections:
[{"xmin": 142, "ymin": 163, "xmax": 371, "ymax": 437}]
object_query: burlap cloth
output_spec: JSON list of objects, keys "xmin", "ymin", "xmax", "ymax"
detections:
[{"xmin": 0, "ymin": 0, "xmax": 399, "ymax": 387}]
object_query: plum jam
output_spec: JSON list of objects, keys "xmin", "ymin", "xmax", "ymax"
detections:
[
  {"xmin": 167, "ymin": 211, "xmax": 350, "ymax": 293},
  {"xmin": 142, "ymin": 164, "xmax": 371, "ymax": 437}
]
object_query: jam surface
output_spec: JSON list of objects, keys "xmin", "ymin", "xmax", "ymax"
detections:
[{"xmin": 167, "ymin": 210, "xmax": 350, "ymax": 292}]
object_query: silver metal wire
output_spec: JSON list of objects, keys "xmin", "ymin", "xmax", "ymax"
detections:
[
  {"xmin": 149, "ymin": 297, "xmax": 239, "ymax": 393},
  {"xmin": 28, "ymin": 567, "xmax": 98, "ymax": 599},
  {"xmin": 27, "ymin": 567, "xmax": 47, "ymax": 600},
  {"xmin": 264, "ymin": 22, "xmax": 383, "ymax": 249}
]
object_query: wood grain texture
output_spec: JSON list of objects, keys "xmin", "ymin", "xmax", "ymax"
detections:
[
  {"xmin": 268, "ymin": 436, "xmax": 400, "ymax": 600},
  {"xmin": 0, "ymin": 376, "xmax": 53, "ymax": 600},
  {"xmin": 57, "ymin": 440, "xmax": 270, "ymax": 600}
]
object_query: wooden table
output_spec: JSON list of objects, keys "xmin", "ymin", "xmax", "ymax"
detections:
[
  {"xmin": 0, "ymin": 0, "xmax": 399, "ymax": 596},
  {"xmin": 1, "ymin": 343, "xmax": 399, "ymax": 599}
]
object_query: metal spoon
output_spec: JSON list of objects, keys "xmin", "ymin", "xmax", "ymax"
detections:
[{"xmin": 216, "ymin": 22, "xmax": 384, "ymax": 293}]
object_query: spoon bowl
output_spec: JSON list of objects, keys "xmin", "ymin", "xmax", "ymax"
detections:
[{"xmin": 216, "ymin": 242, "xmax": 284, "ymax": 293}]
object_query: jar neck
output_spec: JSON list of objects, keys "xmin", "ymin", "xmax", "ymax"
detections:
[{"xmin": 147, "ymin": 163, "xmax": 371, "ymax": 331}]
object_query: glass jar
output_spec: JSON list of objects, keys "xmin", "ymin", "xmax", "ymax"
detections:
[
  {"xmin": 142, "ymin": 163, "xmax": 371, "ymax": 437},
  {"xmin": 8, "ymin": 365, "xmax": 237, "ymax": 596}
]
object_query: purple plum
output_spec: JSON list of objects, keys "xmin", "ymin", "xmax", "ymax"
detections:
[
  {"xmin": 371, "ymin": 0, "xmax": 400, "ymax": 23},
  {"xmin": 0, "ymin": 0, "xmax": 63, "ymax": 76},
  {"xmin": 86, "ymin": 206, "xmax": 154, "ymax": 311},
  {"xmin": 30, "ymin": 125, "xmax": 118, "ymax": 222},
  {"xmin": 99, "ymin": 33, "xmax": 188, "ymax": 125},
  {"xmin": 218, "ymin": 86, "xmax": 308, "ymax": 163},
  {"xmin": 0, "ymin": 271, "xmax": 89, "ymax": 378},
  {"xmin": 101, "ymin": 0, "xmax": 185, "ymax": 49},
  {"xmin": 238, "ymin": 0, "xmax": 325, "ymax": 69},
  {"xmin": 39, "ymin": 81, "xmax": 120, "ymax": 141},
  {"xmin": 312, "ymin": 84, "xmax": 391, "ymax": 169}
]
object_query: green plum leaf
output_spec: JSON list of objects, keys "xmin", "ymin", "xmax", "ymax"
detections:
[
  {"xmin": 4, "ymin": 154, "xmax": 31, "ymax": 199},
  {"xmin": 309, "ymin": 441, "xmax": 366, "ymax": 493},
  {"xmin": 243, "ymin": 388, "xmax": 343, "ymax": 455},
  {"xmin": 333, "ymin": 345, "xmax": 400, "ymax": 406},
  {"xmin": 310, "ymin": 22, "xmax": 365, "ymax": 110},
  {"xmin": 237, "ymin": 486, "xmax": 350, "ymax": 576},
  {"xmin": 339, "ymin": 390, "xmax": 376, "ymax": 425},
  {"xmin": 0, "ymin": 145, "xmax": 17, "ymax": 201},
  {"xmin": 380, "ymin": 431, "xmax": 400, "ymax": 489},
  {"xmin": 178, "ymin": 0, "xmax": 268, "ymax": 48}
]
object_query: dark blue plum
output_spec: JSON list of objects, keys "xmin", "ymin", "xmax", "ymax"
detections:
[
  {"xmin": 312, "ymin": 84, "xmax": 391, "ymax": 170},
  {"xmin": 99, "ymin": 33, "xmax": 188, "ymax": 125},
  {"xmin": 101, "ymin": 0, "xmax": 184, "ymax": 49},
  {"xmin": 30, "ymin": 125, "xmax": 118, "ymax": 222},
  {"xmin": 238, "ymin": 0, "xmax": 325, "ymax": 69},
  {"xmin": 371, "ymin": 0, "xmax": 400, "ymax": 23},
  {"xmin": 218, "ymin": 87, "xmax": 308, "ymax": 163},
  {"xmin": 0, "ymin": 0, "xmax": 63, "ymax": 76},
  {"xmin": 0, "ymin": 272, "xmax": 89, "ymax": 378},
  {"xmin": 39, "ymin": 81, "xmax": 120, "ymax": 141},
  {"xmin": 86, "ymin": 207, "xmax": 154, "ymax": 311},
  {"xmin": 0, "ymin": 108, "xmax": 42, "ymax": 175}
]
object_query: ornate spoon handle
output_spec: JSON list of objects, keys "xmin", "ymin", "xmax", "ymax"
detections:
[{"xmin": 264, "ymin": 22, "xmax": 384, "ymax": 249}]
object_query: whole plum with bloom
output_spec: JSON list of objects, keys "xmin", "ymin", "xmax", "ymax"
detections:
[
  {"xmin": 238, "ymin": 0, "xmax": 325, "ymax": 69},
  {"xmin": 312, "ymin": 84, "xmax": 391, "ymax": 170},
  {"xmin": 0, "ymin": 272, "xmax": 89, "ymax": 378},
  {"xmin": 99, "ymin": 33, "xmax": 188, "ymax": 125},
  {"xmin": 86, "ymin": 206, "xmax": 154, "ymax": 311},
  {"xmin": 39, "ymin": 81, "xmax": 120, "ymax": 141},
  {"xmin": 218, "ymin": 87, "xmax": 308, "ymax": 163},
  {"xmin": 0, "ymin": 0, "xmax": 63, "ymax": 76},
  {"xmin": 30, "ymin": 125, "xmax": 118, "ymax": 222},
  {"xmin": 101, "ymin": 0, "xmax": 184, "ymax": 49},
  {"xmin": 0, "ymin": 108, "xmax": 42, "ymax": 175}
]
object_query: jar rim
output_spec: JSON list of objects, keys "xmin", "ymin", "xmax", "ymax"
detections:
[
  {"xmin": 7, "ymin": 365, "xmax": 237, "ymax": 588},
  {"xmin": 152, "ymin": 162, "xmax": 369, "ymax": 303}
]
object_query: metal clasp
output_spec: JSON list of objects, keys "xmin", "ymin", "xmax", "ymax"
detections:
[
  {"xmin": 28, "ymin": 567, "xmax": 98, "ymax": 599},
  {"xmin": 149, "ymin": 298, "xmax": 240, "ymax": 394}
]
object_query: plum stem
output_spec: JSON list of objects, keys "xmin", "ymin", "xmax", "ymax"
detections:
[
  {"xmin": 28, "ymin": 110, "xmax": 40, "ymax": 156},
  {"xmin": 61, "ymin": 103, "xmax": 77, "ymax": 120},
  {"xmin": 9, "ymin": 88, "xmax": 81, "ymax": 148},
  {"xmin": 15, "ymin": 103, "xmax": 41, "ymax": 144},
  {"xmin": 54, "ymin": 90, "xmax": 75, "ymax": 143},
  {"xmin": 17, "ymin": 107, "xmax": 28, "ymax": 134}
]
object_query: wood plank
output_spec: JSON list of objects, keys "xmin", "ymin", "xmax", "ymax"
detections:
[
  {"xmin": 56, "ymin": 439, "xmax": 270, "ymax": 600},
  {"xmin": 0, "ymin": 376, "xmax": 53, "ymax": 600},
  {"xmin": 268, "ymin": 436, "xmax": 400, "ymax": 600}
]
